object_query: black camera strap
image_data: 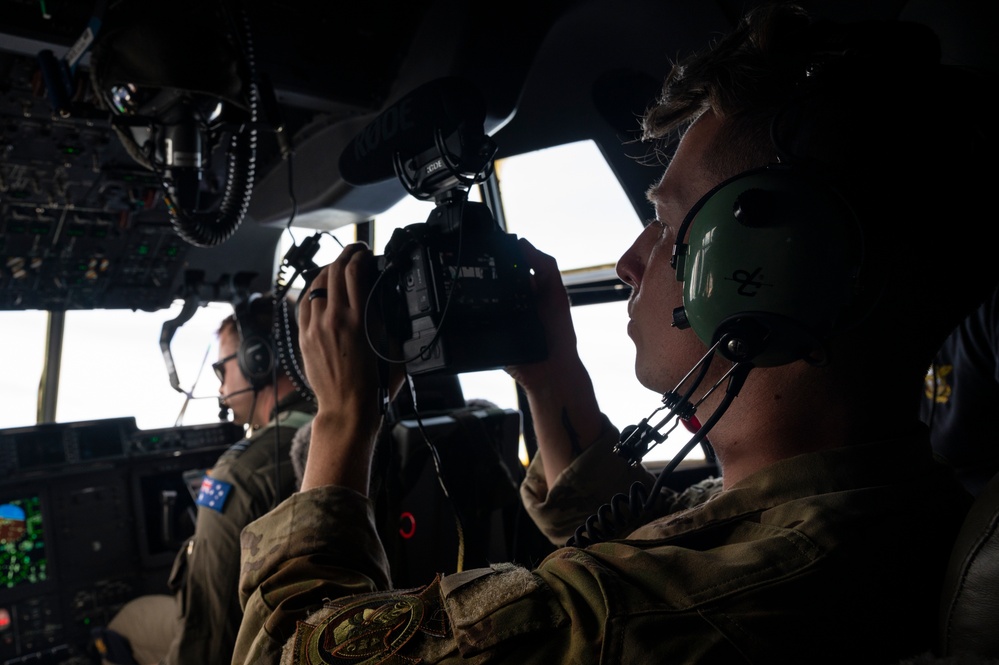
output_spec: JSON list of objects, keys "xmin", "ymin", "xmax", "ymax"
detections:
[{"xmin": 377, "ymin": 357, "xmax": 392, "ymax": 418}]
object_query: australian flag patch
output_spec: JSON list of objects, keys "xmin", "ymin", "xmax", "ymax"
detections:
[{"xmin": 196, "ymin": 476, "xmax": 233, "ymax": 512}]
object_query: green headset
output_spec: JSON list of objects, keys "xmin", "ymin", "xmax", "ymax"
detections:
[{"xmin": 669, "ymin": 165, "xmax": 863, "ymax": 367}]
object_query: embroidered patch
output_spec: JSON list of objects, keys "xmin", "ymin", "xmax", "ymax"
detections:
[
  {"xmin": 195, "ymin": 476, "xmax": 233, "ymax": 512},
  {"xmin": 924, "ymin": 363, "xmax": 953, "ymax": 404},
  {"xmin": 291, "ymin": 580, "xmax": 447, "ymax": 664}
]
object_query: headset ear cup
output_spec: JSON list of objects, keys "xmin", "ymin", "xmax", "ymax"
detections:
[
  {"xmin": 238, "ymin": 333, "xmax": 275, "ymax": 388},
  {"xmin": 678, "ymin": 166, "xmax": 861, "ymax": 367},
  {"xmin": 234, "ymin": 293, "xmax": 277, "ymax": 388}
]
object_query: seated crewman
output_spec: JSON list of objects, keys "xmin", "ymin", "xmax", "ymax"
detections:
[
  {"xmin": 97, "ymin": 293, "xmax": 314, "ymax": 665},
  {"xmin": 232, "ymin": 5, "xmax": 997, "ymax": 663}
]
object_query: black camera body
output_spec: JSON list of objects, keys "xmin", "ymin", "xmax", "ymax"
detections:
[{"xmin": 375, "ymin": 195, "xmax": 546, "ymax": 375}]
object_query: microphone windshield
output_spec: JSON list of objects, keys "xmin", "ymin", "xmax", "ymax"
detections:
[{"xmin": 338, "ymin": 76, "xmax": 487, "ymax": 186}]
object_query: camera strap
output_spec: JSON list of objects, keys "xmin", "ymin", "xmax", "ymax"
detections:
[{"xmin": 377, "ymin": 356, "xmax": 392, "ymax": 418}]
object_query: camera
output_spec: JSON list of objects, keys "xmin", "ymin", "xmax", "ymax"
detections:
[
  {"xmin": 375, "ymin": 194, "xmax": 546, "ymax": 375},
  {"xmin": 341, "ymin": 77, "xmax": 547, "ymax": 375}
]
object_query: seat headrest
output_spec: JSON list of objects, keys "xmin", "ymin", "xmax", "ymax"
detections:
[
  {"xmin": 939, "ymin": 471, "xmax": 999, "ymax": 658},
  {"xmin": 390, "ymin": 374, "xmax": 466, "ymax": 419}
]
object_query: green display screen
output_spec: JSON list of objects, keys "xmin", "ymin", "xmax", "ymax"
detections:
[{"xmin": 0, "ymin": 495, "xmax": 48, "ymax": 590}]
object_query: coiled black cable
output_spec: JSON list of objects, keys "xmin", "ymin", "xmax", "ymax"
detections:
[
  {"xmin": 167, "ymin": 2, "xmax": 258, "ymax": 247},
  {"xmin": 567, "ymin": 362, "xmax": 751, "ymax": 548}
]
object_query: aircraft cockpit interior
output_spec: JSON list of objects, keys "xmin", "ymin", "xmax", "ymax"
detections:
[{"xmin": 1, "ymin": 0, "xmax": 995, "ymax": 662}]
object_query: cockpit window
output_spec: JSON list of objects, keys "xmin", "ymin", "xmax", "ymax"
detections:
[
  {"xmin": 496, "ymin": 140, "xmax": 638, "ymax": 271},
  {"xmin": 0, "ymin": 310, "xmax": 48, "ymax": 428},
  {"xmin": 55, "ymin": 303, "xmax": 233, "ymax": 429},
  {"xmin": 0, "ymin": 303, "xmax": 233, "ymax": 430}
]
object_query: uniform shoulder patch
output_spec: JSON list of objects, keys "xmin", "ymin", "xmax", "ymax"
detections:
[
  {"xmin": 290, "ymin": 577, "xmax": 448, "ymax": 664},
  {"xmin": 195, "ymin": 475, "xmax": 233, "ymax": 512}
]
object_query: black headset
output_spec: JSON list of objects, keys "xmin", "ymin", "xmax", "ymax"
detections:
[
  {"xmin": 233, "ymin": 292, "xmax": 277, "ymax": 390},
  {"xmin": 669, "ymin": 164, "xmax": 863, "ymax": 368}
]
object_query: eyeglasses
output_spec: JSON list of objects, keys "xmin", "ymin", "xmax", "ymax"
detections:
[{"xmin": 213, "ymin": 353, "xmax": 238, "ymax": 383}]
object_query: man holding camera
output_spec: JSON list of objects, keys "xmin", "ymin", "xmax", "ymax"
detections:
[{"xmin": 232, "ymin": 4, "xmax": 995, "ymax": 663}]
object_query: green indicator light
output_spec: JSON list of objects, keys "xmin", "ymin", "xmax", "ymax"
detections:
[
  {"xmin": 166, "ymin": 246, "xmax": 178, "ymax": 257},
  {"xmin": 137, "ymin": 244, "xmax": 149, "ymax": 255}
]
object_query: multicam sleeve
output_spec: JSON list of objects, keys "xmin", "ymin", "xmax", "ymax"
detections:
[
  {"xmin": 233, "ymin": 485, "xmax": 393, "ymax": 664},
  {"xmin": 521, "ymin": 421, "xmax": 657, "ymax": 545}
]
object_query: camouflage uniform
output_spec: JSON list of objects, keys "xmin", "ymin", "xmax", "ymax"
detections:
[
  {"xmin": 234, "ymin": 421, "xmax": 970, "ymax": 664},
  {"xmin": 152, "ymin": 395, "xmax": 314, "ymax": 665},
  {"xmin": 518, "ymin": 416, "xmax": 719, "ymax": 545}
]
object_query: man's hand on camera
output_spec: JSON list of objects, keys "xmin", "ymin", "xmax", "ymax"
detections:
[
  {"xmin": 505, "ymin": 238, "xmax": 582, "ymax": 390},
  {"xmin": 297, "ymin": 242, "xmax": 404, "ymax": 494}
]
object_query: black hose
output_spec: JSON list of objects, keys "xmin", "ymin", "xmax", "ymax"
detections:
[{"xmin": 167, "ymin": 3, "xmax": 258, "ymax": 247}]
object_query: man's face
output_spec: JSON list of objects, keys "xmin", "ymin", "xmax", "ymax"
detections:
[
  {"xmin": 615, "ymin": 112, "xmax": 731, "ymax": 394},
  {"xmin": 217, "ymin": 327, "xmax": 254, "ymax": 426}
]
